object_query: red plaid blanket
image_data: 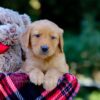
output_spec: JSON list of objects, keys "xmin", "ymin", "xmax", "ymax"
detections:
[{"xmin": 0, "ymin": 73, "xmax": 80, "ymax": 100}]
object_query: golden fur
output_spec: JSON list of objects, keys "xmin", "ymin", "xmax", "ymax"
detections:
[{"xmin": 20, "ymin": 20, "xmax": 69, "ymax": 91}]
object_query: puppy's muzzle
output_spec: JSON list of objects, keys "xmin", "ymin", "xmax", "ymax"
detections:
[{"xmin": 41, "ymin": 45, "xmax": 49, "ymax": 54}]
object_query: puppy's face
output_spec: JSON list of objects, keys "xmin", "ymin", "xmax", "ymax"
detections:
[
  {"xmin": 30, "ymin": 27, "xmax": 60, "ymax": 59},
  {"xmin": 21, "ymin": 20, "xmax": 64, "ymax": 59}
]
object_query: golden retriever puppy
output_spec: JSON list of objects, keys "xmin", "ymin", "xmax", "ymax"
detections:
[{"xmin": 20, "ymin": 20, "xmax": 69, "ymax": 91}]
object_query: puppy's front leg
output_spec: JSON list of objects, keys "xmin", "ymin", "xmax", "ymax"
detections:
[
  {"xmin": 43, "ymin": 69, "xmax": 63, "ymax": 91},
  {"xmin": 28, "ymin": 68, "xmax": 44, "ymax": 85}
]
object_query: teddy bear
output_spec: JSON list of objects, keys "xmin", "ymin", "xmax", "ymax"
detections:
[{"xmin": 0, "ymin": 7, "xmax": 31, "ymax": 72}]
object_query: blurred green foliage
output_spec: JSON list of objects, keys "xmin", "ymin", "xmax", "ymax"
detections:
[
  {"xmin": 64, "ymin": 20, "xmax": 100, "ymax": 76},
  {"xmin": 0, "ymin": 0, "xmax": 100, "ymax": 99},
  {"xmin": 75, "ymin": 88, "xmax": 100, "ymax": 100}
]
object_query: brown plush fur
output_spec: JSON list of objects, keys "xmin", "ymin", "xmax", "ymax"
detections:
[{"xmin": 20, "ymin": 20, "xmax": 69, "ymax": 91}]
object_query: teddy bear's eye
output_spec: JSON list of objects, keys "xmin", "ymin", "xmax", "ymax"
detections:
[{"xmin": 0, "ymin": 22, "xmax": 3, "ymax": 25}]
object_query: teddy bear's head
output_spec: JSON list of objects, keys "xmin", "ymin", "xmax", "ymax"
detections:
[{"xmin": 0, "ymin": 7, "xmax": 31, "ymax": 53}]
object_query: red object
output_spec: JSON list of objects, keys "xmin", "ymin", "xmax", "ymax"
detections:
[
  {"xmin": 0, "ymin": 42, "xmax": 9, "ymax": 54},
  {"xmin": 0, "ymin": 73, "xmax": 80, "ymax": 100}
]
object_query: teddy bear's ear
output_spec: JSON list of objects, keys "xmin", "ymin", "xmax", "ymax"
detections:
[{"xmin": 21, "ymin": 14, "xmax": 31, "ymax": 28}]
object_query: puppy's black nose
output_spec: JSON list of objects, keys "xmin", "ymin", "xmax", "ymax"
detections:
[{"xmin": 41, "ymin": 45, "xmax": 49, "ymax": 53}]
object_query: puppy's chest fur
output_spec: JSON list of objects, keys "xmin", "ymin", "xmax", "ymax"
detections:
[
  {"xmin": 25, "ymin": 52, "xmax": 67, "ymax": 73},
  {"xmin": 37, "ymin": 58, "xmax": 57, "ymax": 71}
]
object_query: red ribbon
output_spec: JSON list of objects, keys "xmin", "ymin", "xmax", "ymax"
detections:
[{"xmin": 0, "ymin": 42, "xmax": 9, "ymax": 54}]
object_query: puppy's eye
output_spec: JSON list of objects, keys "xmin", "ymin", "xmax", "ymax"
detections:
[
  {"xmin": 34, "ymin": 34, "xmax": 40, "ymax": 38},
  {"xmin": 51, "ymin": 36, "xmax": 56, "ymax": 39}
]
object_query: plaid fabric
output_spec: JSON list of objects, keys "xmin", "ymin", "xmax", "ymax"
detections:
[{"xmin": 0, "ymin": 73, "xmax": 80, "ymax": 100}]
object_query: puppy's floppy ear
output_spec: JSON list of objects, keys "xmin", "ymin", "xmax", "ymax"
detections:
[
  {"xmin": 20, "ymin": 26, "xmax": 32, "ymax": 49},
  {"xmin": 59, "ymin": 28, "xmax": 64, "ymax": 53}
]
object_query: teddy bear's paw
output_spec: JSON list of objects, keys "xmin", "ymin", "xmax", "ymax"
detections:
[{"xmin": 29, "ymin": 68, "xmax": 44, "ymax": 86}]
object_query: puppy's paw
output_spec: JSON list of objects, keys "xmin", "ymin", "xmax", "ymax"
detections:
[
  {"xmin": 29, "ymin": 68, "xmax": 44, "ymax": 85},
  {"xmin": 43, "ymin": 74, "xmax": 59, "ymax": 91}
]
